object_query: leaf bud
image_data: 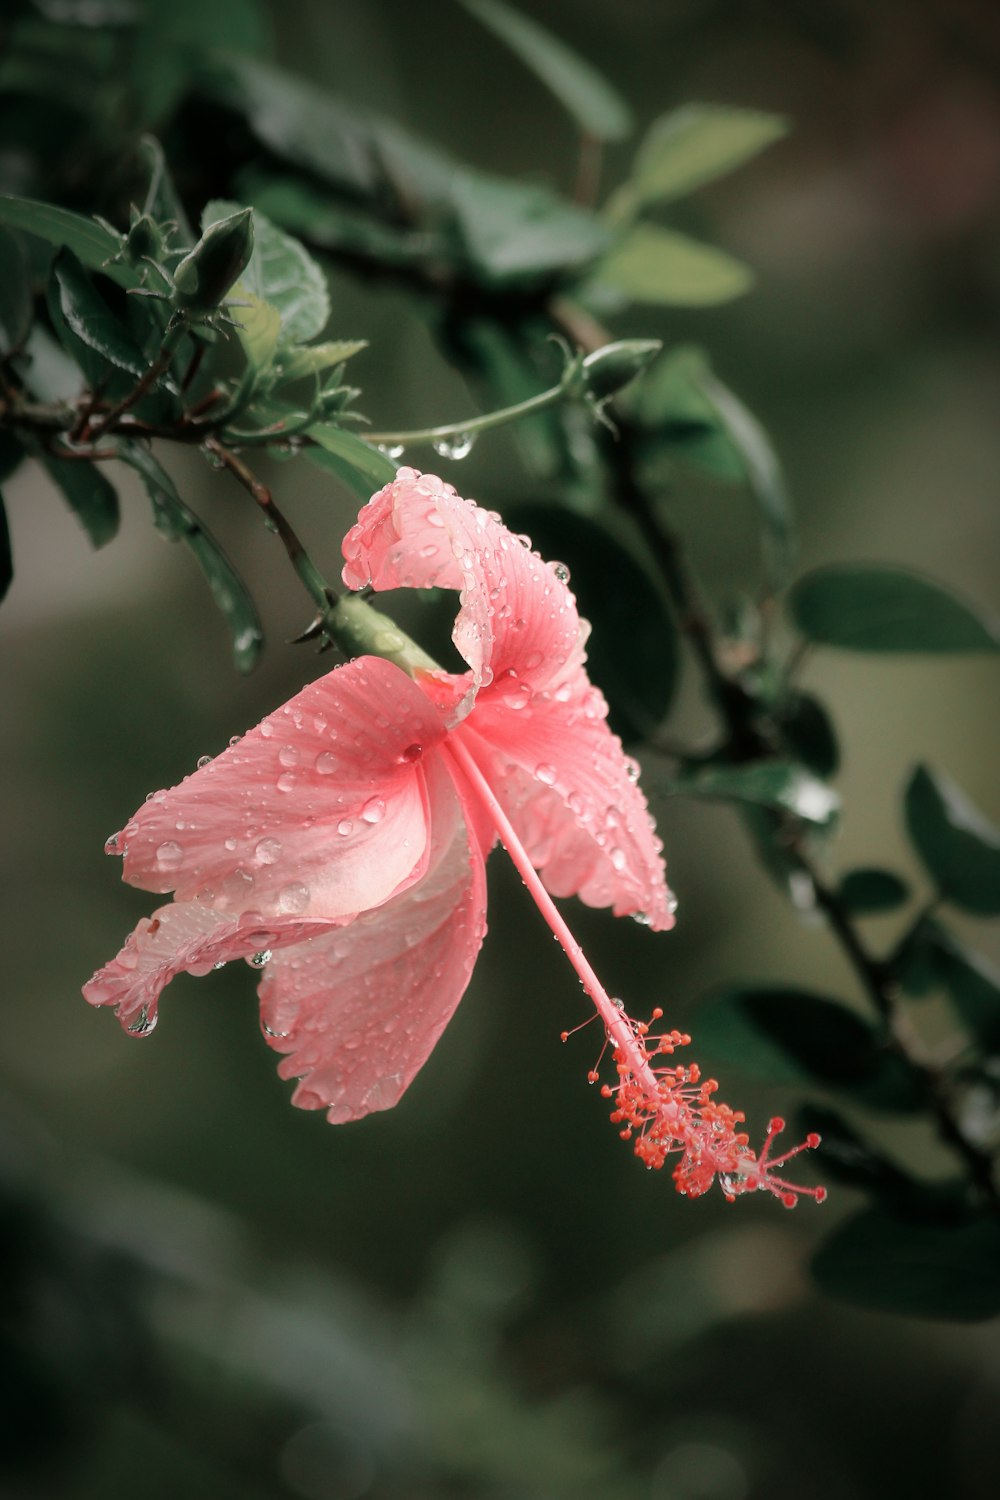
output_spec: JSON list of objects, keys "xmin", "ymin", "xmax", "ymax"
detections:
[
  {"xmin": 581, "ymin": 339, "xmax": 662, "ymax": 401},
  {"xmin": 172, "ymin": 208, "xmax": 254, "ymax": 313}
]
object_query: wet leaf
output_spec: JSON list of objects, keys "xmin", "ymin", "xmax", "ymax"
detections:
[
  {"xmin": 694, "ymin": 985, "xmax": 924, "ymax": 1111},
  {"xmin": 460, "ymin": 0, "xmax": 633, "ymax": 142},
  {"xmin": 608, "ymin": 104, "xmax": 789, "ymax": 218},
  {"xmin": 813, "ymin": 1205, "xmax": 1000, "ymax": 1320},
  {"xmin": 905, "ymin": 765, "xmax": 1000, "ymax": 915},
  {"xmin": 837, "ymin": 867, "xmax": 910, "ymax": 916},
  {"xmin": 0, "ymin": 195, "xmax": 134, "ymax": 286},
  {"xmin": 587, "ymin": 223, "xmax": 753, "ymax": 307},
  {"xmin": 449, "ymin": 172, "xmax": 610, "ymax": 285},
  {"xmin": 789, "ymin": 565, "xmax": 1000, "ymax": 652},
  {"xmin": 117, "ymin": 442, "xmax": 263, "ymax": 671},
  {"xmin": 668, "ymin": 761, "xmax": 838, "ymax": 826},
  {"xmin": 38, "ymin": 449, "xmax": 119, "ymax": 547},
  {"xmin": 507, "ymin": 502, "xmax": 678, "ymax": 739},
  {"xmin": 52, "ymin": 249, "xmax": 147, "ymax": 375}
]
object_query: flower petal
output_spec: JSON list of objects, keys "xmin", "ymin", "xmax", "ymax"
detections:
[
  {"xmin": 112, "ymin": 657, "xmax": 446, "ymax": 923},
  {"xmin": 342, "ymin": 468, "xmax": 586, "ymax": 712},
  {"xmin": 458, "ymin": 668, "xmax": 674, "ymax": 929},
  {"xmin": 258, "ymin": 754, "xmax": 487, "ymax": 1123},
  {"xmin": 83, "ymin": 901, "xmax": 334, "ymax": 1033}
]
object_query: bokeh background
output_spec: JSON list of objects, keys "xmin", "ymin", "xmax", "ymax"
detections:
[{"xmin": 4, "ymin": 1, "xmax": 1000, "ymax": 1496}]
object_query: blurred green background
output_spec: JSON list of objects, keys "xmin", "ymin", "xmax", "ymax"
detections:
[{"xmin": 3, "ymin": 1, "xmax": 1000, "ymax": 1496}]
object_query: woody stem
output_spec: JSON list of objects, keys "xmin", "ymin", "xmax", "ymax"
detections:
[{"xmin": 443, "ymin": 737, "xmax": 661, "ymax": 1096}]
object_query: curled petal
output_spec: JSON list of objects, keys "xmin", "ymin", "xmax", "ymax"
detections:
[
  {"xmin": 342, "ymin": 468, "xmax": 587, "ymax": 714},
  {"xmin": 258, "ymin": 756, "xmax": 487, "ymax": 1122},
  {"xmin": 111, "ymin": 657, "xmax": 446, "ymax": 923},
  {"xmin": 458, "ymin": 669, "xmax": 674, "ymax": 928},
  {"xmin": 83, "ymin": 900, "xmax": 333, "ymax": 1033}
]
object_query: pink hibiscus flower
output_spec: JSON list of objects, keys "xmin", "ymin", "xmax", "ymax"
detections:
[{"xmin": 85, "ymin": 468, "xmax": 823, "ymax": 1205}]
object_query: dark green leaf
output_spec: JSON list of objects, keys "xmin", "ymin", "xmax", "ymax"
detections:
[
  {"xmin": 0, "ymin": 196, "xmax": 133, "ymax": 285},
  {"xmin": 506, "ymin": 502, "xmax": 678, "ymax": 740},
  {"xmin": 449, "ymin": 172, "xmax": 610, "ymax": 285},
  {"xmin": 52, "ymin": 249, "xmax": 147, "ymax": 375},
  {"xmin": 0, "ymin": 432, "xmax": 25, "ymax": 485},
  {"xmin": 812, "ymin": 1205, "xmax": 1000, "ymax": 1320},
  {"xmin": 138, "ymin": 135, "xmax": 194, "ymax": 247},
  {"xmin": 130, "ymin": 0, "xmax": 271, "ymax": 125},
  {"xmin": 237, "ymin": 169, "xmax": 430, "ymax": 266},
  {"xmin": 796, "ymin": 1103, "xmax": 915, "ymax": 1197},
  {"xmin": 608, "ymin": 104, "xmax": 789, "ymax": 218},
  {"xmin": 459, "ymin": 0, "xmax": 633, "ymax": 142},
  {"xmin": 693, "ymin": 985, "xmax": 924, "ymax": 1111},
  {"xmin": 631, "ymin": 345, "xmax": 746, "ymax": 481},
  {"xmin": 305, "ymin": 426, "xmax": 397, "ymax": 503},
  {"xmin": 838, "ymin": 867, "xmax": 911, "ymax": 916},
  {"xmin": 38, "ymin": 449, "xmax": 119, "ymax": 547},
  {"xmin": 203, "ymin": 200, "xmax": 328, "ymax": 345},
  {"xmin": 905, "ymin": 764, "xmax": 1000, "ymax": 914},
  {"xmin": 929, "ymin": 938, "xmax": 1000, "ymax": 1050},
  {"xmin": 0, "ymin": 226, "xmax": 32, "ymax": 351},
  {"xmin": 789, "ymin": 565, "xmax": 1000, "ymax": 652},
  {"xmin": 669, "ymin": 761, "xmax": 838, "ymax": 826},
  {"xmin": 117, "ymin": 442, "xmax": 262, "ymax": 671},
  {"xmin": 778, "ymin": 691, "xmax": 839, "ymax": 777},
  {"xmin": 587, "ymin": 224, "xmax": 753, "ymax": 307},
  {"xmin": 0, "ymin": 491, "xmax": 11, "ymax": 601}
]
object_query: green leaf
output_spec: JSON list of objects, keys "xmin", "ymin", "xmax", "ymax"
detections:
[
  {"xmin": 506, "ymin": 502, "xmax": 678, "ymax": 740},
  {"xmin": 812, "ymin": 1206, "xmax": 1000, "ymax": 1321},
  {"xmin": 608, "ymin": 104, "xmax": 789, "ymax": 218},
  {"xmin": 0, "ymin": 226, "xmax": 32, "ymax": 351},
  {"xmin": 777, "ymin": 691, "xmax": 839, "ymax": 777},
  {"xmin": 587, "ymin": 223, "xmax": 753, "ymax": 307},
  {"xmin": 38, "ymin": 450, "xmax": 119, "ymax": 547},
  {"xmin": 899, "ymin": 919, "xmax": 1000, "ymax": 1048},
  {"xmin": 448, "ymin": 172, "xmax": 611, "ymax": 285},
  {"xmin": 305, "ymin": 426, "xmax": 397, "ymax": 502},
  {"xmin": 0, "ymin": 432, "xmax": 25, "ymax": 485},
  {"xmin": 697, "ymin": 367, "xmax": 792, "ymax": 590},
  {"xmin": 0, "ymin": 491, "xmax": 11, "ymax": 602},
  {"xmin": 459, "ymin": 0, "xmax": 633, "ymax": 143},
  {"xmin": 837, "ymin": 867, "xmax": 911, "ymax": 916},
  {"xmin": 232, "ymin": 290, "xmax": 282, "ymax": 372},
  {"xmin": 237, "ymin": 169, "xmax": 428, "ymax": 266},
  {"xmin": 789, "ymin": 565, "xmax": 1000, "ymax": 652},
  {"xmin": 51, "ymin": 249, "xmax": 147, "ymax": 376},
  {"xmin": 138, "ymin": 135, "xmax": 194, "ymax": 247},
  {"xmin": 117, "ymin": 442, "xmax": 263, "ymax": 671},
  {"xmin": 203, "ymin": 200, "xmax": 329, "ymax": 345},
  {"xmin": 130, "ymin": 0, "xmax": 271, "ymax": 125},
  {"xmin": 796, "ymin": 1103, "xmax": 916, "ymax": 1197},
  {"xmin": 669, "ymin": 761, "xmax": 839, "ymax": 826},
  {"xmin": 693, "ymin": 984, "xmax": 924, "ymax": 1111},
  {"xmin": 632, "ymin": 345, "xmax": 746, "ymax": 481},
  {"xmin": 905, "ymin": 765, "xmax": 1000, "ymax": 915},
  {"xmin": 275, "ymin": 340, "xmax": 367, "ymax": 383},
  {"xmin": 0, "ymin": 196, "xmax": 133, "ymax": 285}
]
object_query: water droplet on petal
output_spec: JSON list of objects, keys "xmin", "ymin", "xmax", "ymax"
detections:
[
  {"xmin": 224, "ymin": 837, "xmax": 238, "ymax": 852},
  {"xmin": 277, "ymin": 772, "xmax": 296, "ymax": 793},
  {"xmin": 127, "ymin": 1006, "xmax": 157, "ymax": 1038},
  {"xmin": 315, "ymin": 751, "xmax": 337, "ymax": 774},
  {"xmin": 535, "ymin": 764, "xmax": 557, "ymax": 786},
  {"xmin": 248, "ymin": 949, "xmax": 272, "ymax": 969},
  {"xmin": 549, "ymin": 560, "xmax": 571, "ymax": 583},
  {"xmin": 228, "ymin": 734, "xmax": 242, "ymax": 748},
  {"xmin": 609, "ymin": 846, "xmax": 627, "ymax": 871},
  {"xmin": 631, "ymin": 910, "xmax": 652, "ymax": 927},
  {"xmin": 155, "ymin": 840, "xmax": 184, "ymax": 870},
  {"xmin": 104, "ymin": 832, "xmax": 121, "ymax": 855},
  {"xmin": 361, "ymin": 796, "xmax": 386, "ymax": 825},
  {"xmin": 337, "ymin": 818, "xmax": 354, "ymax": 837},
  {"xmin": 255, "ymin": 837, "xmax": 282, "ymax": 865},
  {"xmin": 259, "ymin": 722, "xmax": 274, "ymax": 739},
  {"xmin": 400, "ymin": 743, "xmax": 423, "ymax": 763},
  {"xmin": 196, "ymin": 755, "xmax": 212, "ymax": 769},
  {"xmin": 278, "ymin": 745, "xmax": 299, "ymax": 769},
  {"xmin": 277, "ymin": 882, "xmax": 310, "ymax": 914}
]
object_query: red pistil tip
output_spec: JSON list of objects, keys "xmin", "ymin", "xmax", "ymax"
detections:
[{"xmin": 583, "ymin": 1001, "xmax": 826, "ymax": 1207}]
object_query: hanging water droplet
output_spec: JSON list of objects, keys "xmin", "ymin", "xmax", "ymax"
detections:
[
  {"xmin": 196, "ymin": 755, "xmax": 212, "ymax": 769},
  {"xmin": 104, "ymin": 832, "xmax": 121, "ymax": 855},
  {"xmin": 377, "ymin": 443, "xmax": 405, "ymax": 460},
  {"xmin": 431, "ymin": 430, "xmax": 476, "ymax": 461},
  {"xmin": 549, "ymin": 560, "xmax": 571, "ymax": 584},
  {"xmin": 667, "ymin": 891, "xmax": 679, "ymax": 916},
  {"xmin": 127, "ymin": 1006, "xmax": 157, "ymax": 1038},
  {"xmin": 212, "ymin": 959, "xmax": 227, "ymax": 970},
  {"xmin": 612, "ymin": 997, "xmax": 625, "ymax": 1011},
  {"xmin": 255, "ymin": 837, "xmax": 282, "ymax": 865},
  {"xmin": 630, "ymin": 910, "xmax": 652, "ymax": 927},
  {"xmin": 248, "ymin": 949, "xmax": 272, "ymax": 969},
  {"xmin": 261, "ymin": 1019, "xmax": 289, "ymax": 1039},
  {"xmin": 625, "ymin": 757, "xmax": 641, "ymax": 784},
  {"xmin": 155, "ymin": 840, "xmax": 184, "ymax": 870}
]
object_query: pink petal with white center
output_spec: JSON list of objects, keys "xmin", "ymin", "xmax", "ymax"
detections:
[
  {"xmin": 83, "ymin": 900, "xmax": 333, "ymax": 1033},
  {"xmin": 258, "ymin": 754, "xmax": 487, "ymax": 1123},
  {"xmin": 342, "ymin": 469, "xmax": 586, "ymax": 714},
  {"xmin": 457, "ymin": 666, "xmax": 674, "ymax": 929},
  {"xmin": 111, "ymin": 657, "xmax": 446, "ymax": 923}
]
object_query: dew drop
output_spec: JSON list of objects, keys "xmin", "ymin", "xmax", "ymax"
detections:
[
  {"xmin": 625, "ymin": 756, "xmax": 641, "ymax": 783},
  {"xmin": 610, "ymin": 846, "xmax": 627, "ymax": 871},
  {"xmin": 277, "ymin": 882, "xmax": 310, "ymax": 914},
  {"xmin": 248, "ymin": 949, "xmax": 272, "ymax": 969},
  {"xmin": 255, "ymin": 837, "xmax": 282, "ymax": 865},
  {"xmin": 278, "ymin": 745, "xmax": 299, "ymax": 769},
  {"xmin": 315, "ymin": 751, "xmax": 338, "ymax": 775},
  {"xmin": 104, "ymin": 832, "xmax": 120, "ymax": 855},
  {"xmin": 261, "ymin": 1019, "xmax": 289, "ymax": 1039},
  {"xmin": 224, "ymin": 837, "xmax": 238, "ymax": 852},
  {"xmin": 361, "ymin": 796, "xmax": 386, "ymax": 825},
  {"xmin": 535, "ymin": 764, "xmax": 557, "ymax": 786},
  {"xmin": 549, "ymin": 560, "xmax": 571, "ymax": 583},
  {"xmin": 400, "ymin": 743, "xmax": 423, "ymax": 763},
  {"xmin": 432, "ymin": 430, "xmax": 476, "ymax": 461},
  {"xmin": 212, "ymin": 959, "xmax": 227, "ymax": 970},
  {"xmin": 259, "ymin": 722, "xmax": 274, "ymax": 739},
  {"xmin": 377, "ymin": 443, "xmax": 405, "ymax": 460},
  {"xmin": 155, "ymin": 840, "xmax": 184, "ymax": 870},
  {"xmin": 631, "ymin": 910, "xmax": 653, "ymax": 927},
  {"xmin": 196, "ymin": 755, "xmax": 212, "ymax": 769},
  {"xmin": 337, "ymin": 818, "xmax": 354, "ymax": 837},
  {"xmin": 277, "ymin": 772, "xmax": 296, "ymax": 793},
  {"xmin": 127, "ymin": 1006, "xmax": 157, "ymax": 1038},
  {"xmin": 228, "ymin": 734, "xmax": 242, "ymax": 748}
]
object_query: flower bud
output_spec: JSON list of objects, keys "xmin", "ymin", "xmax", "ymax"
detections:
[
  {"xmin": 172, "ymin": 208, "xmax": 254, "ymax": 313},
  {"xmin": 581, "ymin": 339, "xmax": 662, "ymax": 401}
]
